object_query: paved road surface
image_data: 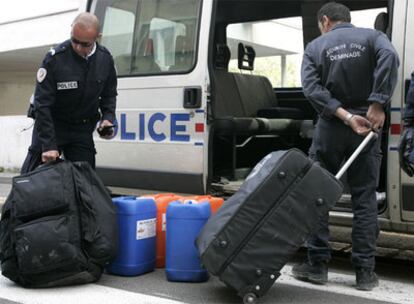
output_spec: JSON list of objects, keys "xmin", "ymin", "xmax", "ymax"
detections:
[{"xmin": 1, "ymin": 262, "xmax": 414, "ymax": 304}]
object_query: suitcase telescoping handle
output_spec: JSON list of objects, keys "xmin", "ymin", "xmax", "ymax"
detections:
[{"xmin": 335, "ymin": 131, "xmax": 378, "ymax": 180}]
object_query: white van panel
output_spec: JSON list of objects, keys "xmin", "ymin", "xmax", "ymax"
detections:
[{"xmin": 93, "ymin": 0, "xmax": 212, "ymax": 192}]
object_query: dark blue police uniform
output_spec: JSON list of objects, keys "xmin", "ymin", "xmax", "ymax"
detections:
[
  {"xmin": 21, "ymin": 40, "xmax": 117, "ymax": 172},
  {"xmin": 404, "ymin": 72, "xmax": 414, "ymax": 120},
  {"xmin": 301, "ymin": 23, "xmax": 399, "ymax": 270},
  {"xmin": 399, "ymin": 72, "xmax": 414, "ymax": 174}
]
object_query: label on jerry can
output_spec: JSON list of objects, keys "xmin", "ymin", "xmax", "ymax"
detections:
[{"xmin": 136, "ymin": 218, "xmax": 156, "ymax": 240}]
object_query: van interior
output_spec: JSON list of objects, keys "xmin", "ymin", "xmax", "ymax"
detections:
[{"xmin": 209, "ymin": 0, "xmax": 390, "ymax": 213}]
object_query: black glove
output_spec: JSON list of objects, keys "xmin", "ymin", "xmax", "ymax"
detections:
[{"xmin": 399, "ymin": 121, "xmax": 414, "ymax": 176}]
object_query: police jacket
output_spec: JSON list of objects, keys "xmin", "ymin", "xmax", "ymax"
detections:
[
  {"xmin": 404, "ymin": 72, "xmax": 414, "ymax": 120},
  {"xmin": 34, "ymin": 40, "xmax": 117, "ymax": 152},
  {"xmin": 301, "ymin": 23, "xmax": 399, "ymax": 120}
]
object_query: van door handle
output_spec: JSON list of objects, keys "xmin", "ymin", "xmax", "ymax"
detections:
[{"xmin": 183, "ymin": 87, "xmax": 201, "ymax": 108}]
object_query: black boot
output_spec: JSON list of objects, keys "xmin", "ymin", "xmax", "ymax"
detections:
[
  {"xmin": 355, "ymin": 268, "xmax": 379, "ymax": 291},
  {"xmin": 292, "ymin": 260, "xmax": 328, "ymax": 285}
]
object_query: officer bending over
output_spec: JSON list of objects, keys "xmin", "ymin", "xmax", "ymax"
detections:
[
  {"xmin": 399, "ymin": 72, "xmax": 414, "ymax": 176},
  {"xmin": 292, "ymin": 2, "xmax": 399, "ymax": 291},
  {"xmin": 21, "ymin": 12, "xmax": 117, "ymax": 172}
]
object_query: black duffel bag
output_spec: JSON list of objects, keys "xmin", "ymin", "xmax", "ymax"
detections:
[{"xmin": 0, "ymin": 161, "xmax": 118, "ymax": 287}]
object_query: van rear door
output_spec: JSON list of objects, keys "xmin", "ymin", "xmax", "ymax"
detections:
[{"xmin": 90, "ymin": 0, "xmax": 211, "ymax": 193}]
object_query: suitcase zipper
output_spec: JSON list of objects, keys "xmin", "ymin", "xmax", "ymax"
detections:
[
  {"xmin": 71, "ymin": 166, "xmax": 89, "ymax": 257},
  {"xmin": 217, "ymin": 161, "xmax": 312, "ymax": 275}
]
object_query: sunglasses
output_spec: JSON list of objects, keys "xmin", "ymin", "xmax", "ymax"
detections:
[{"xmin": 71, "ymin": 37, "xmax": 94, "ymax": 48}]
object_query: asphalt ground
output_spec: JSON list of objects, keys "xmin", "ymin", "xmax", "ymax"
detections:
[
  {"xmin": 0, "ymin": 183, "xmax": 10, "ymax": 207},
  {"xmin": 1, "ymin": 260, "xmax": 413, "ymax": 304}
]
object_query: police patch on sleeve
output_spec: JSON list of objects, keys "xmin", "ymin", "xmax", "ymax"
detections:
[{"xmin": 36, "ymin": 68, "xmax": 47, "ymax": 83}]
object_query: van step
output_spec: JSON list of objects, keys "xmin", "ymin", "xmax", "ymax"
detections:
[
  {"xmin": 334, "ymin": 192, "xmax": 386, "ymax": 212},
  {"xmin": 211, "ymin": 181, "xmax": 386, "ymax": 212},
  {"xmin": 211, "ymin": 179, "xmax": 243, "ymax": 196}
]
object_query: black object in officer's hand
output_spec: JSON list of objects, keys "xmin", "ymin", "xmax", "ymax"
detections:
[
  {"xmin": 97, "ymin": 125, "xmax": 114, "ymax": 137},
  {"xmin": 399, "ymin": 120, "xmax": 414, "ymax": 176},
  {"xmin": 27, "ymin": 103, "xmax": 36, "ymax": 119}
]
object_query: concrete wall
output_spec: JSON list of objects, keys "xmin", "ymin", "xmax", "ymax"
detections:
[
  {"xmin": 0, "ymin": 1, "xmax": 84, "ymax": 53},
  {"xmin": 0, "ymin": 0, "xmax": 87, "ymax": 117},
  {"xmin": 0, "ymin": 74, "xmax": 35, "ymax": 115},
  {"xmin": 0, "ymin": 116, "xmax": 32, "ymax": 171},
  {"xmin": 0, "ymin": 1, "xmax": 88, "ymax": 170}
]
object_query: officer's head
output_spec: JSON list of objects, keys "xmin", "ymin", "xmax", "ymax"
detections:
[
  {"xmin": 70, "ymin": 13, "xmax": 101, "ymax": 58},
  {"xmin": 317, "ymin": 2, "xmax": 351, "ymax": 34}
]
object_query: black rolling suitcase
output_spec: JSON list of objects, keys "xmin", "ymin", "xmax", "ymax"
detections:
[{"xmin": 196, "ymin": 132, "xmax": 376, "ymax": 303}]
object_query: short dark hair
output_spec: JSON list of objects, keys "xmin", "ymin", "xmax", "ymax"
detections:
[{"xmin": 317, "ymin": 2, "xmax": 351, "ymax": 23}]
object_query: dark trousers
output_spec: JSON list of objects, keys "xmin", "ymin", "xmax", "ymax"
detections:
[
  {"xmin": 21, "ymin": 122, "xmax": 96, "ymax": 174},
  {"xmin": 307, "ymin": 118, "xmax": 381, "ymax": 270}
]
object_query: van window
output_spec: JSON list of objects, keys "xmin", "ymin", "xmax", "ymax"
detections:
[
  {"xmin": 227, "ymin": 17, "xmax": 304, "ymax": 88},
  {"xmin": 101, "ymin": 5, "xmax": 136, "ymax": 75},
  {"xmin": 99, "ymin": 0, "xmax": 202, "ymax": 76},
  {"xmin": 227, "ymin": 8, "xmax": 387, "ymax": 88}
]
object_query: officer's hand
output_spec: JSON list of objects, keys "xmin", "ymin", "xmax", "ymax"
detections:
[
  {"xmin": 349, "ymin": 115, "xmax": 372, "ymax": 136},
  {"xmin": 367, "ymin": 103, "xmax": 385, "ymax": 132},
  {"xmin": 42, "ymin": 150, "xmax": 60, "ymax": 163},
  {"xmin": 399, "ymin": 123, "xmax": 414, "ymax": 176},
  {"xmin": 98, "ymin": 119, "xmax": 115, "ymax": 139}
]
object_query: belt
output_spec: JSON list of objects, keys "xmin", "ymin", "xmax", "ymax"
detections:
[
  {"xmin": 72, "ymin": 118, "xmax": 93, "ymax": 124},
  {"xmin": 55, "ymin": 117, "xmax": 96, "ymax": 125}
]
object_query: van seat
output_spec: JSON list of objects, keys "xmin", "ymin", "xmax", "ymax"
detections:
[
  {"xmin": 233, "ymin": 73, "xmax": 307, "ymax": 120},
  {"xmin": 374, "ymin": 12, "xmax": 388, "ymax": 34},
  {"xmin": 213, "ymin": 43, "xmax": 255, "ymax": 135},
  {"xmin": 212, "ymin": 43, "xmax": 310, "ymax": 136}
]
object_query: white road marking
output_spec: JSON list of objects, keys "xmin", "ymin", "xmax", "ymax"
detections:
[
  {"xmin": 280, "ymin": 265, "xmax": 414, "ymax": 304},
  {"xmin": 0, "ymin": 276, "xmax": 185, "ymax": 304}
]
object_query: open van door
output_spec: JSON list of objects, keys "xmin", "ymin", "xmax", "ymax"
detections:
[{"xmin": 90, "ymin": 0, "xmax": 212, "ymax": 193}]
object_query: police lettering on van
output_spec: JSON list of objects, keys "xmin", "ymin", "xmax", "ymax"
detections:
[
  {"xmin": 116, "ymin": 112, "xmax": 190, "ymax": 142},
  {"xmin": 112, "ymin": 111, "xmax": 205, "ymax": 144}
]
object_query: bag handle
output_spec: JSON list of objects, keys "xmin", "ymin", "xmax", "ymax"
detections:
[{"xmin": 36, "ymin": 157, "xmax": 64, "ymax": 170}]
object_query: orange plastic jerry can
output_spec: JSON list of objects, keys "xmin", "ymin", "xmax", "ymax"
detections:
[
  {"xmin": 183, "ymin": 195, "xmax": 224, "ymax": 214},
  {"xmin": 143, "ymin": 193, "xmax": 182, "ymax": 268}
]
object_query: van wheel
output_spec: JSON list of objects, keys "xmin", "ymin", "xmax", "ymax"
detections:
[{"xmin": 243, "ymin": 293, "xmax": 257, "ymax": 304}]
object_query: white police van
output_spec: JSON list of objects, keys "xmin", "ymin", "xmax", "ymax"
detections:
[{"xmin": 89, "ymin": 0, "xmax": 414, "ymax": 257}]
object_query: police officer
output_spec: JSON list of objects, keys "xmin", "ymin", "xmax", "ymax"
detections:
[
  {"xmin": 399, "ymin": 72, "xmax": 414, "ymax": 176},
  {"xmin": 21, "ymin": 12, "xmax": 117, "ymax": 173},
  {"xmin": 291, "ymin": 2, "xmax": 399, "ymax": 291}
]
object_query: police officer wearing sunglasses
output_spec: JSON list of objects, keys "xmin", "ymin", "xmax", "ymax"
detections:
[{"xmin": 21, "ymin": 12, "xmax": 117, "ymax": 172}]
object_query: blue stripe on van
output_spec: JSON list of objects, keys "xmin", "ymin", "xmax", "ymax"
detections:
[
  {"xmin": 195, "ymin": 109, "xmax": 204, "ymax": 113},
  {"xmin": 389, "ymin": 146, "xmax": 399, "ymax": 151},
  {"xmin": 194, "ymin": 142, "xmax": 203, "ymax": 146},
  {"xmin": 390, "ymin": 107, "xmax": 401, "ymax": 112}
]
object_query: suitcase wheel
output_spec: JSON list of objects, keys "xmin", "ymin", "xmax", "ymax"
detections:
[{"xmin": 243, "ymin": 293, "xmax": 258, "ymax": 304}]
